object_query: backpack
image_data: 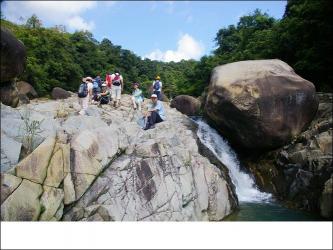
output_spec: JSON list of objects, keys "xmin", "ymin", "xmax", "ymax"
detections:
[
  {"xmin": 153, "ymin": 80, "xmax": 160, "ymax": 91},
  {"xmin": 78, "ymin": 82, "xmax": 88, "ymax": 98},
  {"xmin": 93, "ymin": 81, "xmax": 99, "ymax": 90},
  {"xmin": 112, "ymin": 75, "xmax": 122, "ymax": 86}
]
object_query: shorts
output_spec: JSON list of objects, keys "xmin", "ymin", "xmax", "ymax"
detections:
[{"xmin": 111, "ymin": 85, "xmax": 122, "ymax": 100}]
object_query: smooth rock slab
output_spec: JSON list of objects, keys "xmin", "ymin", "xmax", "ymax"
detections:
[
  {"xmin": 16, "ymin": 136, "xmax": 56, "ymax": 184},
  {"xmin": 39, "ymin": 186, "xmax": 64, "ymax": 221},
  {"xmin": 1, "ymin": 179, "xmax": 43, "ymax": 221},
  {"xmin": 0, "ymin": 173, "xmax": 22, "ymax": 204}
]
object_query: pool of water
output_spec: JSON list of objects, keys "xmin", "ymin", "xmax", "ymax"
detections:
[{"xmin": 224, "ymin": 202, "xmax": 325, "ymax": 221}]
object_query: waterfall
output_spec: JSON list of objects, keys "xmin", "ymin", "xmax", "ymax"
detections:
[{"xmin": 194, "ymin": 118, "xmax": 272, "ymax": 203}]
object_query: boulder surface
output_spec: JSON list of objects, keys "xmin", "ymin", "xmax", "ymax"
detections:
[{"xmin": 205, "ymin": 59, "xmax": 318, "ymax": 149}]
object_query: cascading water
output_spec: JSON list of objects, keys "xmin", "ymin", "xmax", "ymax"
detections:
[{"xmin": 194, "ymin": 118, "xmax": 272, "ymax": 203}]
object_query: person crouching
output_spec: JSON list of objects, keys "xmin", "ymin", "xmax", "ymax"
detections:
[{"xmin": 97, "ymin": 83, "xmax": 110, "ymax": 107}]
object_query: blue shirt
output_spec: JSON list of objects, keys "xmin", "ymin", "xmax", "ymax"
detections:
[
  {"xmin": 148, "ymin": 100, "xmax": 166, "ymax": 120},
  {"xmin": 132, "ymin": 89, "xmax": 143, "ymax": 103}
]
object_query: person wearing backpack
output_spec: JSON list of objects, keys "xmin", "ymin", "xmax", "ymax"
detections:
[
  {"xmin": 111, "ymin": 70, "xmax": 123, "ymax": 108},
  {"xmin": 131, "ymin": 82, "xmax": 144, "ymax": 111},
  {"xmin": 152, "ymin": 75, "xmax": 162, "ymax": 101},
  {"xmin": 92, "ymin": 78, "xmax": 101, "ymax": 103},
  {"xmin": 78, "ymin": 77, "xmax": 89, "ymax": 115}
]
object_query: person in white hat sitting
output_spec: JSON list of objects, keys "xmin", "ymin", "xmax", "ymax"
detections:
[
  {"xmin": 96, "ymin": 83, "xmax": 110, "ymax": 107},
  {"xmin": 143, "ymin": 94, "xmax": 166, "ymax": 130}
]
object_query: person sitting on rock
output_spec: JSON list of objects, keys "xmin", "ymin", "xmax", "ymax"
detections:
[
  {"xmin": 143, "ymin": 94, "xmax": 166, "ymax": 130},
  {"xmin": 97, "ymin": 83, "xmax": 110, "ymax": 107},
  {"xmin": 131, "ymin": 82, "xmax": 144, "ymax": 111}
]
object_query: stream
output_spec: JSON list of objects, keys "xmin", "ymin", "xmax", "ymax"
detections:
[{"xmin": 194, "ymin": 118, "xmax": 323, "ymax": 221}]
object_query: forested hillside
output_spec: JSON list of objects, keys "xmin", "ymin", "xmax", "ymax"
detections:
[{"xmin": 1, "ymin": 0, "xmax": 332, "ymax": 98}]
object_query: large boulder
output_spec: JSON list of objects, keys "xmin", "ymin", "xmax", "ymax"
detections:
[
  {"xmin": 0, "ymin": 27, "xmax": 26, "ymax": 83},
  {"xmin": 170, "ymin": 95, "xmax": 201, "ymax": 116},
  {"xmin": 16, "ymin": 81, "xmax": 38, "ymax": 99},
  {"xmin": 205, "ymin": 59, "xmax": 318, "ymax": 150},
  {"xmin": 0, "ymin": 82, "xmax": 19, "ymax": 107},
  {"xmin": 51, "ymin": 87, "xmax": 71, "ymax": 100}
]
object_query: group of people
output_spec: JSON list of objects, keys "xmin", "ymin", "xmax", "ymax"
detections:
[{"xmin": 78, "ymin": 73, "xmax": 165, "ymax": 130}]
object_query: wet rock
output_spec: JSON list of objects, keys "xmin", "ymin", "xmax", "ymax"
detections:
[
  {"xmin": 243, "ymin": 92, "xmax": 332, "ymax": 217},
  {"xmin": 320, "ymin": 177, "xmax": 333, "ymax": 219}
]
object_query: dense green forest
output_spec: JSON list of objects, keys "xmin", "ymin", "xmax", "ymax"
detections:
[{"xmin": 1, "ymin": 0, "xmax": 332, "ymax": 98}]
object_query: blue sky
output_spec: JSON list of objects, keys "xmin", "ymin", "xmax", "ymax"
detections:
[{"xmin": 1, "ymin": 1, "xmax": 287, "ymax": 62}]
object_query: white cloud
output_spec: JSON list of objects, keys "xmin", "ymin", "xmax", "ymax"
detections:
[
  {"xmin": 145, "ymin": 34, "xmax": 204, "ymax": 62},
  {"xmin": 2, "ymin": 1, "xmax": 97, "ymax": 31},
  {"xmin": 68, "ymin": 16, "xmax": 95, "ymax": 31}
]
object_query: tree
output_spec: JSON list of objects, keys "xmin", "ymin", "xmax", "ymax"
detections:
[{"xmin": 25, "ymin": 14, "xmax": 42, "ymax": 29}]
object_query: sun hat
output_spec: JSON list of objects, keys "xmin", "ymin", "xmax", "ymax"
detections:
[
  {"xmin": 151, "ymin": 94, "xmax": 157, "ymax": 98},
  {"xmin": 86, "ymin": 76, "xmax": 93, "ymax": 81},
  {"xmin": 155, "ymin": 76, "xmax": 160, "ymax": 80}
]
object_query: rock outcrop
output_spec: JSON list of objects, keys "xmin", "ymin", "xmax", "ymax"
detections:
[
  {"xmin": 1, "ymin": 94, "xmax": 238, "ymax": 221},
  {"xmin": 51, "ymin": 87, "xmax": 71, "ymax": 100},
  {"xmin": 0, "ymin": 27, "xmax": 27, "ymax": 108},
  {"xmin": 0, "ymin": 27, "xmax": 26, "ymax": 83},
  {"xmin": 170, "ymin": 95, "xmax": 201, "ymax": 116},
  {"xmin": 205, "ymin": 59, "xmax": 318, "ymax": 150},
  {"xmin": 243, "ymin": 92, "xmax": 332, "ymax": 219},
  {"xmin": 17, "ymin": 81, "xmax": 38, "ymax": 100}
]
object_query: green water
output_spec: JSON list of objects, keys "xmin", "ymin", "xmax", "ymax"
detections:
[{"xmin": 224, "ymin": 202, "xmax": 325, "ymax": 221}]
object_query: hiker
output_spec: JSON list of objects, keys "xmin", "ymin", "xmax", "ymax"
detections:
[
  {"xmin": 78, "ymin": 77, "xmax": 89, "ymax": 115},
  {"xmin": 105, "ymin": 72, "xmax": 112, "ymax": 90},
  {"xmin": 95, "ymin": 75, "xmax": 102, "ymax": 89},
  {"xmin": 97, "ymin": 83, "xmax": 110, "ymax": 107},
  {"xmin": 143, "ymin": 93, "xmax": 166, "ymax": 130},
  {"xmin": 152, "ymin": 75, "xmax": 163, "ymax": 101},
  {"xmin": 85, "ymin": 76, "xmax": 94, "ymax": 104},
  {"xmin": 111, "ymin": 70, "xmax": 123, "ymax": 108},
  {"xmin": 92, "ymin": 77, "xmax": 101, "ymax": 103},
  {"xmin": 131, "ymin": 82, "xmax": 144, "ymax": 111}
]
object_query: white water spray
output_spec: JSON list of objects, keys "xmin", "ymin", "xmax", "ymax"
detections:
[{"xmin": 195, "ymin": 118, "xmax": 272, "ymax": 203}]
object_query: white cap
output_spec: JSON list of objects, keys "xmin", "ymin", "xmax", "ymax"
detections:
[
  {"xmin": 151, "ymin": 94, "xmax": 157, "ymax": 98},
  {"xmin": 102, "ymin": 83, "xmax": 107, "ymax": 87}
]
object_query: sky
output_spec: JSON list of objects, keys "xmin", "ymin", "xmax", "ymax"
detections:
[{"xmin": 1, "ymin": 1, "xmax": 287, "ymax": 62}]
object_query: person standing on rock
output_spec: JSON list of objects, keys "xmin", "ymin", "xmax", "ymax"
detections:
[
  {"xmin": 152, "ymin": 75, "xmax": 162, "ymax": 101},
  {"xmin": 105, "ymin": 71, "xmax": 112, "ymax": 90},
  {"xmin": 85, "ymin": 76, "xmax": 94, "ymax": 104},
  {"xmin": 111, "ymin": 70, "xmax": 123, "ymax": 108},
  {"xmin": 143, "ymin": 94, "xmax": 166, "ymax": 130},
  {"xmin": 131, "ymin": 82, "xmax": 144, "ymax": 111},
  {"xmin": 78, "ymin": 77, "xmax": 89, "ymax": 115}
]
